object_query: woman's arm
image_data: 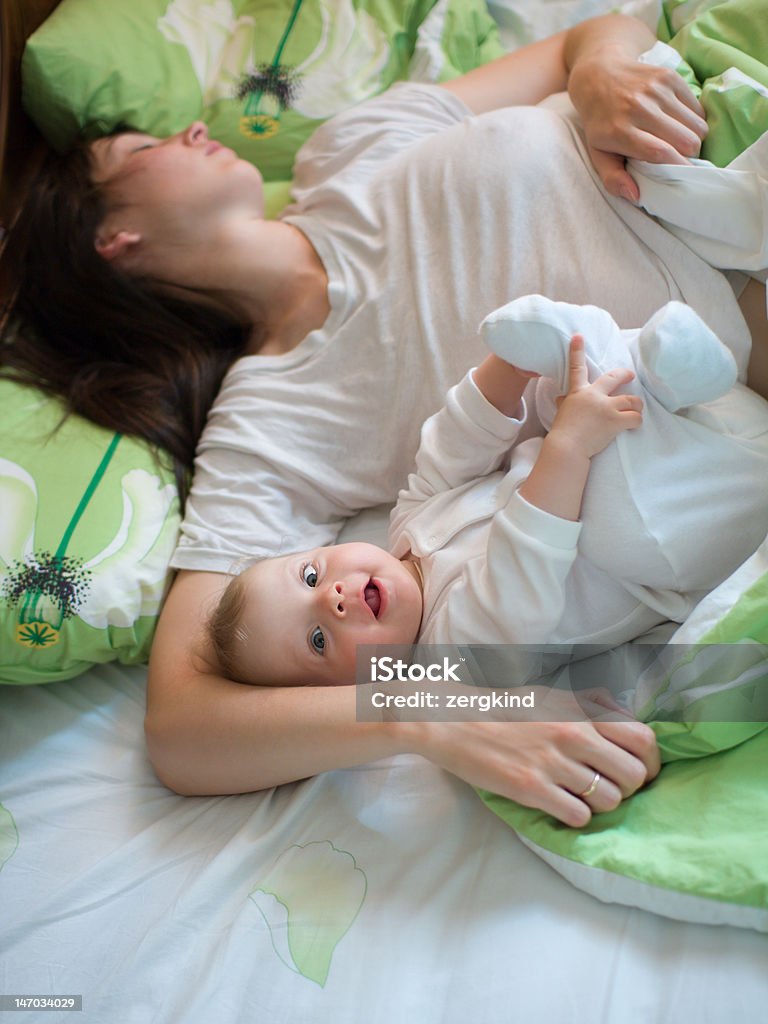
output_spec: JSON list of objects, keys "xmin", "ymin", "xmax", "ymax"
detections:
[
  {"xmin": 145, "ymin": 570, "xmax": 403, "ymax": 793},
  {"xmin": 146, "ymin": 569, "xmax": 659, "ymax": 826},
  {"xmin": 441, "ymin": 13, "xmax": 707, "ymax": 199},
  {"xmin": 438, "ymin": 25, "xmax": 570, "ymax": 112}
]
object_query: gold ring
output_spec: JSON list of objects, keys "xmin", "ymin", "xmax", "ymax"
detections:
[{"xmin": 579, "ymin": 771, "xmax": 601, "ymax": 799}]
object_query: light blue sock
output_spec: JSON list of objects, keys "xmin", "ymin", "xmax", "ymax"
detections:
[{"xmin": 630, "ymin": 302, "xmax": 737, "ymax": 411}]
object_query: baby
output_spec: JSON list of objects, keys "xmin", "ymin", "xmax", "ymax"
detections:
[{"xmin": 208, "ymin": 297, "xmax": 768, "ymax": 687}]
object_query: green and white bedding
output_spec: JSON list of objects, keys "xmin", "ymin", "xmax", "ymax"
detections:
[
  {"xmin": 659, "ymin": 0, "xmax": 768, "ymax": 168},
  {"xmin": 629, "ymin": 1, "xmax": 768, "ymax": 274},
  {"xmin": 3, "ymin": 0, "xmax": 768, "ymax": 1017},
  {"xmin": 2, "ymin": 652, "xmax": 768, "ymax": 1023},
  {"xmin": 480, "ymin": 536, "xmax": 768, "ymax": 930}
]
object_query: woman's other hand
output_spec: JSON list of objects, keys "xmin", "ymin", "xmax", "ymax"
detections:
[{"xmin": 565, "ymin": 18, "xmax": 708, "ymax": 201}]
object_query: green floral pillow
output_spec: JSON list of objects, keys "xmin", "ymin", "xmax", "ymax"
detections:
[
  {"xmin": 22, "ymin": 0, "xmax": 503, "ymax": 187},
  {"xmin": 0, "ymin": 380, "xmax": 180, "ymax": 684}
]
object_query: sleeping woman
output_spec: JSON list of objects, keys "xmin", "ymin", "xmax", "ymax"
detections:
[{"xmin": 5, "ymin": 14, "xmax": 763, "ymax": 827}]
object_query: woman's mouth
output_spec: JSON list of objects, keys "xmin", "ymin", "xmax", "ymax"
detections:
[{"xmin": 363, "ymin": 579, "xmax": 382, "ymax": 618}]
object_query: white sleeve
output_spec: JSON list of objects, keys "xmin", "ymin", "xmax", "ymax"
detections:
[
  {"xmin": 171, "ymin": 444, "xmax": 351, "ymax": 572},
  {"xmin": 289, "ymin": 83, "xmax": 471, "ymax": 197},
  {"xmin": 428, "ymin": 488, "xmax": 582, "ymax": 645},
  {"xmin": 170, "ymin": 364, "xmax": 364, "ymax": 571},
  {"xmin": 390, "ymin": 371, "xmax": 581, "ymax": 644},
  {"xmin": 390, "ymin": 370, "xmax": 532, "ymax": 541}
]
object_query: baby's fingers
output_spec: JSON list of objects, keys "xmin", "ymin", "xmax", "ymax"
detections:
[
  {"xmin": 618, "ymin": 408, "xmax": 644, "ymax": 431},
  {"xmin": 592, "ymin": 367, "xmax": 636, "ymax": 395},
  {"xmin": 568, "ymin": 335, "xmax": 588, "ymax": 392},
  {"xmin": 613, "ymin": 394, "xmax": 644, "ymax": 431},
  {"xmin": 619, "ymin": 394, "xmax": 644, "ymax": 415}
]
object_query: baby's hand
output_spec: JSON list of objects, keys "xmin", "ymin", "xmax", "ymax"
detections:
[{"xmin": 549, "ymin": 335, "xmax": 643, "ymax": 458}]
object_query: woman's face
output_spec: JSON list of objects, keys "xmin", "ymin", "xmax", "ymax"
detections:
[{"xmin": 89, "ymin": 121, "xmax": 265, "ymax": 244}]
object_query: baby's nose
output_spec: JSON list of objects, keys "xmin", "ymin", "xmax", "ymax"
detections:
[{"xmin": 329, "ymin": 582, "xmax": 345, "ymax": 617}]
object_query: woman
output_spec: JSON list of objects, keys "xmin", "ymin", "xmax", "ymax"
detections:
[{"xmin": 6, "ymin": 15, "xmax": 754, "ymax": 826}]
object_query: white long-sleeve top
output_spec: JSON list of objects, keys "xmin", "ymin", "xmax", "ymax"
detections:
[{"xmin": 389, "ymin": 370, "xmax": 768, "ymax": 682}]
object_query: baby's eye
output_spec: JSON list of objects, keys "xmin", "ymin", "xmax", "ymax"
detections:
[
  {"xmin": 310, "ymin": 627, "xmax": 325, "ymax": 654},
  {"xmin": 302, "ymin": 562, "xmax": 319, "ymax": 588}
]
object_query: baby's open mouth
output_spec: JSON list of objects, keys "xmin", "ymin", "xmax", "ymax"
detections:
[{"xmin": 364, "ymin": 580, "xmax": 381, "ymax": 618}]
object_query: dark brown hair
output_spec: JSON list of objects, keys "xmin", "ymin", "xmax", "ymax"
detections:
[{"xmin": 1, "ymin": 141, "xmax": 251, "ymax": 499}]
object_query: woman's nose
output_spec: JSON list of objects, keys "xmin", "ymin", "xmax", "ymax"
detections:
[{"xmin": 183, "ymin": 121, "xmax": 209, "ymax": 146}]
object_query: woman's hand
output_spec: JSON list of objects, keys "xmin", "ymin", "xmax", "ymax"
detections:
[
  {"xmin": 401, "ymin": 688, "xmax": 660, "ymax": 827},
  {"xmin": 568, "ymin": 51, "xmax": 708, "ymax": 201},
  {"xmin": 563, "ymin": 15, "xmax": 708, "ymax": 200}
]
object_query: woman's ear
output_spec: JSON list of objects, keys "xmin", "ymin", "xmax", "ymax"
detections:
[{"xmin": 94, "ymin": 229, "xmax": 142, "ymax": 262}]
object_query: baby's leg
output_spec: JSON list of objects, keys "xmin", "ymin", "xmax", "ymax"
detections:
[{"xmin": 481, "ymin": 295, "xmax": 737, "ymax": 410}]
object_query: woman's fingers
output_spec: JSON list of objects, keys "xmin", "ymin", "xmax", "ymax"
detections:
[
  {"xmin": 632, "ymin": 67, "xmax": 706, "ymax": 146},
  {"xmin": 593, "ymin": 718, "xmax": 661, "ymax": 786},
  {"xmin": 416, "ymin": 715, "xmax": 660, "ymax": 828},
  {"xmin": 620, "ymin": 82, "xmax": 708, "ymax": 160},
  {"xmin": 669, "ymin": 68, "xmax": 706, "ymax": 119},
  {"xmin": 572, "ymin": 57, "xmax": 709, "ymax": 197},
  {"xmin": 571, "ymin": 767, "xmax": 624, "ymax": 814},
  {"xmin": 650, "ymin": 69, "xmax": 708, "ymax": 142},
  {"xmin": 517, "ymin": 721, "xmax": 655, "ymax": 826},
  {"xmin": 588, "ymin": 147, "xmax": 641, "ymax": 201},
  {"xmin": 591, "ymin": 118, "xmax": 701, "ymax": 200}
]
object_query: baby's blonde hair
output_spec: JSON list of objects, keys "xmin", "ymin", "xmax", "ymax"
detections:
[{"xmin": 207, "ymin": 572, "xmax": 251, "ymax": 682}]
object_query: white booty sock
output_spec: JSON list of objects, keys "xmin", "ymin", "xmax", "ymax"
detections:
[
  {"xmin": 480, "ymin": 294, "xmax": 622, "ymax": 392},
  {"xmin": 631, "ymin": 301, "xmax": 737, "ymax": 411},
  {"xmin": 481, "ymin": 295, "xmax": 738, "ymax": 411}
]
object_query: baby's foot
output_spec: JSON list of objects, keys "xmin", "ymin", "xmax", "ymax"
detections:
[
  {"xmin": 632, "ymin": 302, "xmax": 737, "ymax": 411},
  {"xmin": 480, "ymin": 294, "xmax": 620, "ymax": 391}
]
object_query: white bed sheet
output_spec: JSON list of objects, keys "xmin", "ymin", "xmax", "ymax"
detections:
[{"xmin": 2, "ymin": 662, "xmax": 767, "ymax": 1024}]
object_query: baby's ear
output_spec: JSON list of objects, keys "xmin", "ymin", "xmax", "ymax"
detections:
[{"xmin": 94, "ymin": 229, "xmax": 142, "ymax": 262}]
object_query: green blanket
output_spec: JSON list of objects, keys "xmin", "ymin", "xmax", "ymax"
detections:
[
  {"xmin": 659, "ymin": 0, "xmax": 768, "ymax": 166},
  {"xmin": 478, "ymin": 537, "xmax": 768, "ymax": 929}
]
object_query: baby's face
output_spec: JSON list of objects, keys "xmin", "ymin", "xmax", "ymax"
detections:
[{"xmin": 234, "ymin": 542, "xmax": 423, "ymax": 685}]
